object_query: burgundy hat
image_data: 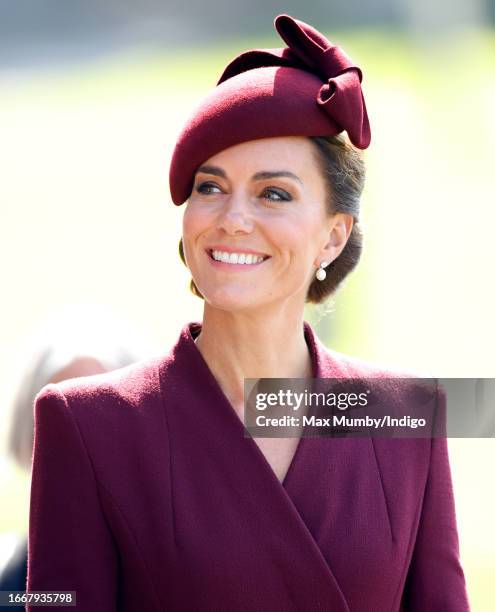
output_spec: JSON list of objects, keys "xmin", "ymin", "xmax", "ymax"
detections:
[{"xmin": 169, "ymin": 13, "xmax": 371, "ymax": 205}]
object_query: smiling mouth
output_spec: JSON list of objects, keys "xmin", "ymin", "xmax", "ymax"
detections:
[{"xmin": 207, "ymin": 249, "xmax": 270, "ymax": 265}]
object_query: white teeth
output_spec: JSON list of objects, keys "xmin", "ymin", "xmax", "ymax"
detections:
[{"xmin": 211, "ymin": 250, "xmax": 266, "ymax": 265}]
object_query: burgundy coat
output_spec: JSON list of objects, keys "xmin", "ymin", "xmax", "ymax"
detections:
[{"xmin": 27, "ymin": 321, "xmax": 470, "ymax": 611}]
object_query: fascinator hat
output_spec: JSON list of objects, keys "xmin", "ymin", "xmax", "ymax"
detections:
[{"xmin": 169, "ymin": 13, "xmax": 371, "ymax": 206}]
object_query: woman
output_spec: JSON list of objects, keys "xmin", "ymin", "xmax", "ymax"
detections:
[{"xmin": 27, "ymin": 14, "xmax": 470, "ymax": 611}]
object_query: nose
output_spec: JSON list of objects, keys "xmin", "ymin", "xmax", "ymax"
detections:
[{"xmin": 217, "ymin": 191, "xmax": 254, "ymax": 235}]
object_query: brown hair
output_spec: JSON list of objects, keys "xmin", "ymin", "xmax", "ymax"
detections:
[{"xmin": 178, "ymin": 133, "xmax": 366, "ymax": 303}]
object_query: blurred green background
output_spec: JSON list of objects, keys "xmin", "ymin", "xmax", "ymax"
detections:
[{"xmin": 1, "ymin": 1, "xmax": 494, "ymax": 608}]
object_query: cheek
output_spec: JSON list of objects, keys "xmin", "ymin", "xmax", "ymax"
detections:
[
  {"xmin": 266, "ymin": 214, "xmax": 319, "ymax": 263},
  {"xmin": 182, "ymin": 205, "xmax": 211, "ymax": 253},
  {"xmin": 181, "ymin": 213, "xmax": 198, "ymax": 271},
  {"xmin": 182, "ymin": 204, "xmax": 203, "ymax": 235}
]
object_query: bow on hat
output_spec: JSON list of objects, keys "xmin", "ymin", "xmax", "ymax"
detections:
[{"xmin": 218, "ymin": 14, "xmax": 370, "ymax": 149}]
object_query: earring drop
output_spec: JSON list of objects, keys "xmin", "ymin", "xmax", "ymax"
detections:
[{"xmin": 316, "ymin": 261, "xmax": 329, "ymax": 281}]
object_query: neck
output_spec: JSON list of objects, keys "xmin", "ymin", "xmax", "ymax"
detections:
[{"xmin": 194, "ymin": 303, "xmax": 314, "ymax": 414}]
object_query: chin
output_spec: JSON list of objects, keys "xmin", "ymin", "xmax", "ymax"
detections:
[{"xmin": 201, "ymin": 285, "xmax": 267, "ymax": 312}]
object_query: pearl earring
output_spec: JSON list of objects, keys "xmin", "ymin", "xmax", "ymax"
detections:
[{"xmin": 316, "ymin": 261, "xmax": 329, "ymax": 281}]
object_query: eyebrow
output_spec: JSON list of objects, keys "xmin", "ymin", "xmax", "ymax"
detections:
[{"xmin": 196, "ymin": 165, "xmax": 303, "ymax": 185}]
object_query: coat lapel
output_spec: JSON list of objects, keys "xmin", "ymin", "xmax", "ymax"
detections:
[{"xmin": 159, "ymin": 321, "xmax": 392, "ymax": 611}]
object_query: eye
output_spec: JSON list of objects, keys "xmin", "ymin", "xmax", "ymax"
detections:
[
  {"xmin": 261, "ymin": 187, "xmax": 292, "ymax": 203},
  {"xmin": 195, "ymin": 181, "xmax": 222, "ymax": 195}
]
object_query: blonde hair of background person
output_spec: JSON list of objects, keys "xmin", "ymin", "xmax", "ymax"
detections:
[{"xmin": 6, "ymin": 303, "xmax": 154, "ymax": 472}]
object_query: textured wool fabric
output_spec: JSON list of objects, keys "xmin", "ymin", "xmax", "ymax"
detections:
[
  {"xmin": 169, "ymin": 13, "xmax": 371, "ymax": 205},
  {"xmin": 27, "ymin": 322, "xmax": 470, "ymax": 611}
]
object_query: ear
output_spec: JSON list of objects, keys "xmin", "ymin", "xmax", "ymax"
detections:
[{"xmin": 315, "ymin": 213, "xmax": 354, "ymax": 266}]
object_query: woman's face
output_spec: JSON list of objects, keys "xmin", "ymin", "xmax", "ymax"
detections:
[{"xmin": 182, "ymin": 136, "xmax": 351, "ymax": 312}]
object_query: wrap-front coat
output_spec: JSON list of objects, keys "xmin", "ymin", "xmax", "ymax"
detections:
[{"xmin": 27, "ymin": 321, "xmax": 470, "ymax": 611}]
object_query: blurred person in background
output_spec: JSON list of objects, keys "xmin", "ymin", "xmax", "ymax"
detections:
[
  {"xmin": 26, "ymin": 14, "xmax": 470, "ymax": 612},
  {"xmin": 0, "ymin": 303, "xmax": 153, "ymax": 600}
]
